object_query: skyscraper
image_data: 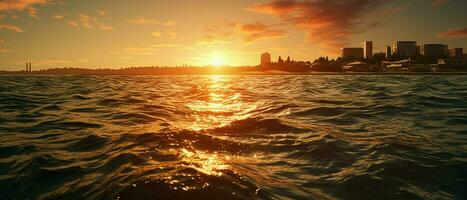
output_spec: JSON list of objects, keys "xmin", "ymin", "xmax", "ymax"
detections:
[
  {"xmin": 422, "ymin": 44, "xmax": 447, "ymax": 57},
  {"xmin": 391, "ymin": 41, "xmax": 417, "ymax": 58},
  {"xmin": 386, "ymin": 46, "xmax": 392, "ymax": 59},
  {"xmin": 448, "ymin": 48, "xmax": 464, "ymax": 58},
  {"xmin": 25, "ymin": 62, "xmax": 32, "ymax": 72},
  {"xmin": 261, "ymin": 52, "xmax": 271, "ymax": 66},
  {"xmin": 363, "ymin": 41, "xmax": 373, "ymax": 59}
]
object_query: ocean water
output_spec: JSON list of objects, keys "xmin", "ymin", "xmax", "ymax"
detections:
[{"xmin": 0, "ymin": 75, "xmax": 466, "ymax": 200}]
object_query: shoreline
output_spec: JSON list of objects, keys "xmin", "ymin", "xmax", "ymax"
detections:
[{"xmin": 2, "ymin": 71, "xmax": 467, "ymax": 76}]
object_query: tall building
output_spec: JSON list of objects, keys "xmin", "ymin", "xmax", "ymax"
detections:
[
  {"xmin": 422, "ymin": 44, "xmax": 447, "ymax": 57},
  {"xmin": 341, "ymin": 48, "xmax": 364, "ymax": 59},
  {"xmin": 261, "ymin": 52, "xmax": 271, "ymax": 66},
  {"xmin": 363, "ymin": 41, "xmax": 373, "ymax": 59},
  {"xmin": 391, "ymin": 41, "xmax": 417, "ymax": 58},
  {"xmin": 386, "ymin": 46, "xmax": 392, "ymax": 59},
  {"xmin": 25, "ymin": 62, "xmax": 32, "ymax": 72},
  {"xmin": 448, "ymin": 48, "xmax": 464, "ymax": 58}
]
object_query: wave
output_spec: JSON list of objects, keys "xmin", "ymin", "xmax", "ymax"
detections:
[{"xmin": 0, "ymin": 75, "xmax": 466, "ymax": 199}]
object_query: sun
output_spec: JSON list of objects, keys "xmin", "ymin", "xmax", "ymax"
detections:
[{"xmin": 209, "ymin": 52, "xmax": 227, "ymax": 67}]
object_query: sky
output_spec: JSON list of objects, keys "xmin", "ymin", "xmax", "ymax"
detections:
[{"xmin": 0, "ymin": 0, "xmax": 466, "ymax": 70}]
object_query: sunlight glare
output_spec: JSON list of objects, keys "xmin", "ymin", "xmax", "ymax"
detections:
[{"xmin": 209, "ymin": 52, "xmax": 226, "ymax": 67}]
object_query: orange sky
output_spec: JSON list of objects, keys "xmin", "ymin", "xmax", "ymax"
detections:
[{"xmin": 0, "ymin": 0, "xmax": 466, "ymax": 70}]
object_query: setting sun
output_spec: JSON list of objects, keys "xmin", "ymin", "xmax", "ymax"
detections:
[
  {"xmin": 209, "ymin": 52, "xmax": 227, "ymax": 67},
  {"xmin": 1, "ymin": 0, "xmax": 467, "ymax": 200}
]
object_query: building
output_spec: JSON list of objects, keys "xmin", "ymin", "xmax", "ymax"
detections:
[
  {"xmin": 422, "ymin": 44, "xmax": 447, "ymax": 57},
  {"xmin": 448, "ymin": 48, "xmax": 464, "ymax": 58},
  {"xmin": 260, "ymin": 52, "xmax": 271, "ymax": 66},
  {"xmin": 25, "ymin": 62, "xmax": 32, "ymax": 72},
  {"xmin": 363, "ymin": 41, "xmax": 373, "ymax": 59},
  {"xmin": 341, "ymin": 48, "xmax": 364, "ymax": 59},
  {"xmin": 386, "ymin": 46, "xmax": 392, "ymax": 59},
  {"xmin": 391, "ymin": 41, "xmax": 417, "ymax": 58}
]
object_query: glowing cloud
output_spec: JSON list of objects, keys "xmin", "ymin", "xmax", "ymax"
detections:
[
  {"xmin": 236, "ymin": 22, "xmax": 285, "ymax": 42},
  {"xmin": 0, "ymin": 23, "xmax": 23, "ymax": 32},
  {"xmin": 0, "ymin": 0, "xmax": 49, "ymax": 12},
  {"xmin": 438, "ymin": 27, "xmax": 467, "ymax": 38},
  {"xmin": 249, "ymin": 0, "xmax": 388, "ymax": 50},
  {"xmin": 127, "ymin": 17, "xmax": 176, "ymax": 26}
]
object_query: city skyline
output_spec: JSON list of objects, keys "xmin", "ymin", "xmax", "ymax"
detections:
[{"xmin": 0, "ymin": 0, "xmax": 466, "ymax": 70}]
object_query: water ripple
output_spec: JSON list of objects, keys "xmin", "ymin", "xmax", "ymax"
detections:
[{"xmin": 0, "ymin": 75, "xmax": 466, "ymax": 199}]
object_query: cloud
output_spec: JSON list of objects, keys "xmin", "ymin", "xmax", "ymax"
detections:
[
  {"xmin": 378, "ymin": 5, "xmax": 408, "ymax": 16},
  {"xmin": 97, "ymin": 10, "xmax": 107, "ymax": 16},
  {"xmin": 197, "ymin": 36, "xmax": 231, "ymax": 46},
  {"xmin": 151, "ymin": 31, "xmax": 162, "ymax": 37},
  {"xmin": 430, "ymin": 0, "xmax": 448, "ymax": 6},
  {"xmin": 236, "ymin": 22, "xmax": 285, "ymax": 42},
  {"xmin": 202, "ymin": 21, "xmax": 284, "ymax": 44},
  {"xmin": 0, "ymin": 0, "xmax": 48, "ymax": 12},
  {"xmin": 113, "ymin": 43, "xmax": 183, "ymax": 56},
  {"xmin": 0, "ymin": 0, "xmax": 50, "ymax": 18},
  {"xmin": 438, "ymin": 27, "xmax": 467, "ymax": 38},
  {"xmin": 58, "ymin": 13, "xmax": 113, "ymax": 31},
  {"xmin": 0, "ymin": 23, "xmax": 23, "ymax": 32},
  {"xmin": 128, "ymin": 17, "xmax": 176, "ymax": 26},
  {"xmin": 249, "ymin": 0, "xmax": 389, "ymax": 51},
  {"xmin": 0, "ymin": 39, "xmax": 10, "ymax": 53},
  {"xmin": 166, "ymin": 29, "xmax": 177, "ymax": 36},
  {"xmin": 51, "ymin": 14, "xmax": 63, "ymax": 19},
  {"xmin": 0, "ymin": 48, "xmax": 11, "ymax": 53},
  {"xmin": 149, "ymin": 44, "xmax": 182, "ymax": 48}
]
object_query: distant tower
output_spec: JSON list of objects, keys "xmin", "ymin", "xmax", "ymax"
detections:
[
  {"xmin": 29, "ymin": 62, "xmax": 32, "ymax": 72},
  {"xmin": 278, "ymin": 56, "xmax": 284, "ymax": 64},
  {"xmin": 26, "ymin": 62, "xmax": 28, "ymax": 72},
  {"xmin": 386, "ymin": 46, "xmax": 391, "ymax": 59},
  {"xmin": 286, "ymin": 56, "xmax": 291, "ymax": 63},
  {"xmin": 363, "ymin": 41, "xmax": 373, "ymax": 59},
  {"xmin": 261, "ymin": 52, "xmax": 271, "ymax": 66}
]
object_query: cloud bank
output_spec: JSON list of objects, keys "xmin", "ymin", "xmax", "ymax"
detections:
[
  {"xmin": 128, "ymin": 17, "xmax": 176, "ymax": 26},
  {"xmin": 438, "ymin": 27, "xmax": 467, "ymax": 38},
  {"xmin": 249, "ymin": 0, "xmax": 388, "ymax": 51},
  {"xmin": 0, "ymin": 0, "xmax": 48, "ymax": 12}
]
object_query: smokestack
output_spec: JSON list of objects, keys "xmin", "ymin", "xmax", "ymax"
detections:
[{"xmin": 29, "ymin": 62, "xmax": 32, "ymax": 72}]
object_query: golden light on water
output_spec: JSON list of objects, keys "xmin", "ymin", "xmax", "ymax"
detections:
[
  {"xmin": 180, "ymin": 148, "xmax": 229, "ymax": 176},
  {"xmin": 186, "ymin": 75, "xmax": 255, "ymax": 131}
]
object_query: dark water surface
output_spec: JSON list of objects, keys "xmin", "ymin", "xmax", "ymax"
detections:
[{"xmin": 1, "ymin": 75, "xmax": 466, "ymax": 200}]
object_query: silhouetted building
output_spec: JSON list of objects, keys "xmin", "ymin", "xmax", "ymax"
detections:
[
  {"xmin": 278, "ymin": 56, "xmax": 284, "ymax": 64},
  {"xmin": 363, "ymin": 41, "xmax": 373, "ymax": 59},
  {"xmin": 25, "ymin": 62, "xmax": 32, "ymax": 72},
  {"xmin": 261, "ymin": 52, "xmax": 271, "ymax": 66},
  {"xmin": 391, "ymin": 41, "xmax": 417, "ymax": 58},
  {"xmin": 448, "ymin": 48, "xmax": 464, "ymax": 58},
  {"xmin": 386, "ymin": 46, "xmax": 391, "ymax": 59},
  {"xmin": 422, "ymin": 44, "xmax": 447, "ymax": 57},
  {"xmin": 341, "ymin": 48, "xmax": 364, "ymax": 59}
]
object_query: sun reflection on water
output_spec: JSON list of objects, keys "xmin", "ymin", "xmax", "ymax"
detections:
[
  {"xmin": 180, "ymin": 148, "xmax": 229, "ymax": 176},
  {"xmin": 186, "ymin": 75, "xmax": 254, "ymax": 131}
]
